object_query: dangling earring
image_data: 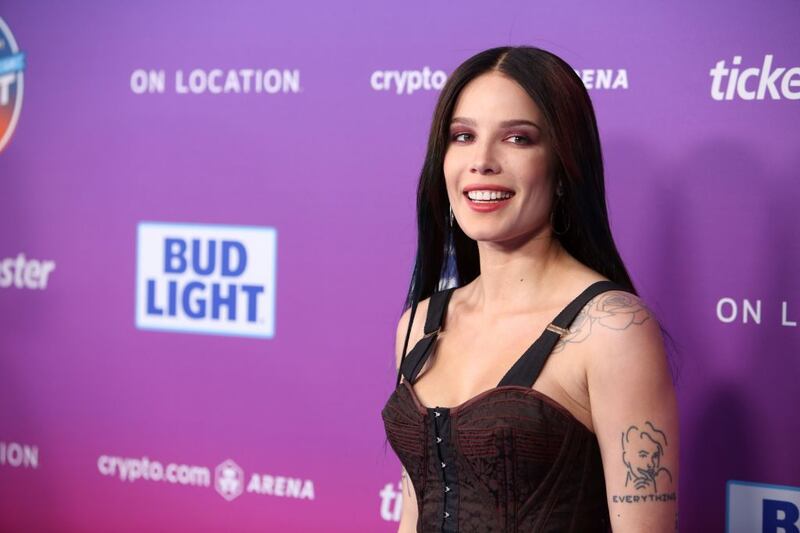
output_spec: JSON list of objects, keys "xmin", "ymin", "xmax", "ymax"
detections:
[
  {"xmin": 551, "ymin": 180, "xmax": 571, "ymax": 236},
  {"xmin": 449, "ymin": 204, "xmax": 454, "ymax": 229},
  {"xmin": 551, "ymin": 208, "xmax": 570, "ymax": 235}
]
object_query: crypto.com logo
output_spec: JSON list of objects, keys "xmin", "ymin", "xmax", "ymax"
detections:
[
  {"xmin": 215, "ymin": 459, "xmax": 244, "ymax": 501},
  {"xmin": 0, "ymin": 17, "xmax": 25, "ymax": 153}
]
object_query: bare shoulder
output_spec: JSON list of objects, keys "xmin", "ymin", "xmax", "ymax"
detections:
[
  {"xmin": 586, "ymin": 289, "xmax": 663, "ymax": 357},
  {"xmin": 575, "ymin": 288, "xmax": 673, "ymax": 396},
  {"xmin": 556, "ymin": 288, "xmax": 661, "ymax": 357},
  {"xmin": 394, "ymin": 295, "xmax": 433, "ymax": 371}
]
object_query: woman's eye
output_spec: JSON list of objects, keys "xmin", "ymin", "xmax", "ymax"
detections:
[
  {"xmin": 451, "ymin": 132, "xmax": 472, "ymax": 142},
  {"xmin": 508, "ymin": 135, "xmax": 531, "ymax": 145}
]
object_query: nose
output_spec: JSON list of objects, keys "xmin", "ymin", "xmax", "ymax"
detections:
[{"xmin": 470, "ymin": 142, "xmax": 500, "ymax": 175}]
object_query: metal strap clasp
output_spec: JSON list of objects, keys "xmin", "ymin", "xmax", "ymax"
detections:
[{"xmin": 545, "ymin": 323, "xmax": 570, "ymax": 337}]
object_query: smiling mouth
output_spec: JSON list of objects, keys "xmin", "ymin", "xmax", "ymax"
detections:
[{"xmin": 464, "ymin": 190, "xmax": 516, "ymax": 203}]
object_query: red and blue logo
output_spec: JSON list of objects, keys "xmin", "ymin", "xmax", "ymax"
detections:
[{"xmin": 0, "ymin": 17, "xmax": 25, "ymax": 153}]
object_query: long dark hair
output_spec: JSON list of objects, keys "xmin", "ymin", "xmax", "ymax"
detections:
[{"xmin": 396, "ymin": 46, "xmax": 676, "ymax": 389}]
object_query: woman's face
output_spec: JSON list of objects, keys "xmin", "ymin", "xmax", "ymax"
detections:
[{"xmin": 443, "ymin": 71, "xmax": 555, "ymax": 245}]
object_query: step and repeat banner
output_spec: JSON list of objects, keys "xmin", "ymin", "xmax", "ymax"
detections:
[{"xmin": 1, "ymin": 1, "xmax": 798, "ymax": 531}]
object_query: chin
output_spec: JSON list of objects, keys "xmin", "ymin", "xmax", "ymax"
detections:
[{"xmin": 462, "ymin": 230, "xmax": 512, "ymax": 243}]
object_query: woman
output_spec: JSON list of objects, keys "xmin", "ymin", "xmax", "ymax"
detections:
[{"xmin": 381, "ymin": 46, "xmax": 679, "ymax": 532}]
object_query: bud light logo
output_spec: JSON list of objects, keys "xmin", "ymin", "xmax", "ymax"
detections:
[
  {"xmin": 136, "ymin": 222, "xmax": 277, "ymax": 338},
  {"xmin": 727, "ymin": 480, "xmax": 800, "ymax": 533},
  {"xmin": 0, "ymin": 17, "xmax": 26, "ymax": 153}
]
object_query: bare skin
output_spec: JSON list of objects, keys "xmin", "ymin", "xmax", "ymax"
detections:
[{"xmin": 394, "ymin": 71, "xmax": 679, "ymax": 532}]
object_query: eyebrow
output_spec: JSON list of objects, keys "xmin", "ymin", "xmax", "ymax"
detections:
[{"xmin": 450, "ymin": 116, "xmax": 542, "ymax": 131}]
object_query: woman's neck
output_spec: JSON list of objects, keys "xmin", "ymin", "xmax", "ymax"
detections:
[{"xmin": 468, "ymin": 230, "xmax": 572, "ymax": 317}]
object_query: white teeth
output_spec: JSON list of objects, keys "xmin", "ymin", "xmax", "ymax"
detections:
[{"xmin": 466, "ymin": 190, "xmax": 514, "ymax": 201}]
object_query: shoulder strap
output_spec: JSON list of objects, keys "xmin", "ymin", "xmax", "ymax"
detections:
[
  {"xmin": 498, "ymin": 280, "xmax": 627, "ymax": 388},
  {"xmin": 400, "ymin": 287, "xmax": 456, "ymax": 384}
]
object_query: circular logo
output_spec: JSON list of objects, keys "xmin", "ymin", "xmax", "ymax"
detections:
[
  {"xmin": 0, "ymin": 17, "xmax": 25, "ymax": 153},
  {"xmin": 215, "ymin": 459, "xmax": 244, "ymax": 501}
]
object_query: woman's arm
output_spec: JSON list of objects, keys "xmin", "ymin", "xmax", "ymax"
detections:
[
  {"xmin": 397, "ymin": 467, "xmax": 419, "ymax": 533},
  {"xmin": 394, "ymin": 305, "xmax": 424, "ymax": 532},
  {"xmin": 586, "ymin": 292, "xmax": 680, "ymax": 532}
]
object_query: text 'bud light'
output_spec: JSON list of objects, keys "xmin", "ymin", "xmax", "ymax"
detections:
[{"xmin": 136, "ymin": 222, "xmax": 277, "ymax": 338}]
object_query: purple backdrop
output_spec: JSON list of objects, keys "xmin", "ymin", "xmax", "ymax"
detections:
[{"xmin": 1, "ymin": 1, "xmax": 799, "ymax": 531}]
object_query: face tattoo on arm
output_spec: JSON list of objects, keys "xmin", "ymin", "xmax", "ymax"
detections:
[{"xmin": 620, "ymin": 421, "xmax": 674, "ymax": 497}]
